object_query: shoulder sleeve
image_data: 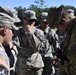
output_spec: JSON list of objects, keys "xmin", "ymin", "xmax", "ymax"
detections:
[
  {"xmin": 33, "ymin": 28, "xmax": 50, "ymax": 52},
  {"xmin": 34, "ymin": 28, "xmax": 45, "ymax": 41},
  {"xmin": 48, "ymin": 29, "xmax": 60, "ymax": 49},
  {"xmin": 0, "ymin": 48, "xmax": 9, "ymax": 70}
]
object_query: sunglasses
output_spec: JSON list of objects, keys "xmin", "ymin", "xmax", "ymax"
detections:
[
  {"xmin": 28, "ymin": 19, "xmax": 36, "ymax": 22},
  {"xmin": 23, "ymin": 17, "xmax": 36, "ymax": 22},
  {"xmin": 42, "ymin": 21, "xmax": 48, "ymax": 24}
]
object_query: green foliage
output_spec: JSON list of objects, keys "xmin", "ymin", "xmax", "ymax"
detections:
[
  {"xmin": 14, "ymin": 6, "xmax": 26, "ymax": 20},
  {"xmin": 34, "ymin": 0, "xmax": 45, "ymax": 8},
  {"xmin": 14, "ymin": 6, "xmax": 26, "ymax": 26}
]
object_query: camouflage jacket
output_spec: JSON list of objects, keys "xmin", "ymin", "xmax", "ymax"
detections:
[
  {"xmin": 0, "ymin": 43, "xmax": 10, "ymax": 75},
  {"xmin": 65, "ymin": 18, "xmax": 76, "ymax": 55},
  {"xmin": 13, "ymin": 26, "xmax": 46, "ymax": 58},
  {"xmin": 36, "ymin": 26, "xmax": 53, "ymax": 58},
  {"xmin": 48, "ymin": 29, "xmax": 60, "ymax": 51}
]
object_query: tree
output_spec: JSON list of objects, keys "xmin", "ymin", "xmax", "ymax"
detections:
[
  {"xmin": 14, "ymin": 6, "xmax": 26, "ymax": 19},
  {"xmin": 34, "ymin": 0, "xmax": 45, "ymax": 8},
  {"xmin": 14, "ymin": 6, "xmax": 26, "ymax": 26}
]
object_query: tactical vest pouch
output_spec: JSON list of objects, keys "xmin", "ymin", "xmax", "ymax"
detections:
[{"xmin": 26, "ymin": 52, "xmax": 44, "ymax": 69}]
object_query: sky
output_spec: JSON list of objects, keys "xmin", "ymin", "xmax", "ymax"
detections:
[{"xmin": 0, "ymin": 0, "xmax": 76, "ymax": 8}]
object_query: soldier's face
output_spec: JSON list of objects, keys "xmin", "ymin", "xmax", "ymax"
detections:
[
  {"xmin": 23, "ymin": 19, "xmax": 35, "ymax": 26},
  {"xmin": 40, "ymin": 21, "xmax": 48, "ymax": 29},
  {"xmin": 3, "ymin": 28, "xmax": 13, "ymax": 45}
]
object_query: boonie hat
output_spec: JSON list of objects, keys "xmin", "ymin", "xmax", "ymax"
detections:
[
  {"xmin": 47, "ymin": 5, "xmax": 64, "ymax": 28},
  {"xmin": 23, "ymin": 10, "xmax": 37, "ymax": 20}
]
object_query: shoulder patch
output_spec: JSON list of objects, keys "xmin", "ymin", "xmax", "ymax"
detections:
[{"xmin": 0, "ymin": 58, "xmax": 9, "ymax": 70}]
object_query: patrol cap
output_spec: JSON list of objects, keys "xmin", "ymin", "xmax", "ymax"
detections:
[
  {"xmin": 22, "ymin": 10, "xmax": 37, "ymax": 20},
  {"xmin": 41, "ymin": 12, "xmax": 48, "ymax": 23},
  {"xmin": 0, "ymin": 6, "xmax": 21, "ymax": 23},
  {"xmin": 0, "ymin": 12, "xmax": 17, "ymax": 30}
]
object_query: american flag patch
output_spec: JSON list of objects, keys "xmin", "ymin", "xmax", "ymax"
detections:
[{"xmin": 0, "ymin": 58, "xmax": 9, "ymax": 70}]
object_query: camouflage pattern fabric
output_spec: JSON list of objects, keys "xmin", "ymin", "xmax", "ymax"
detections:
[
  {"xmin": 14, "ymin": 27, "xmax": 45, "ymax": 75},
  {"xmin": 64, "ymin": 18, "xmax": 76, "ymax": 75},
  {"xmin": 47, "ymin": 4, "xmax": 76, "ymax": 75},
  {"xmin": 0, "ymin": 44, "xmax": 10, "ymax": 75}
]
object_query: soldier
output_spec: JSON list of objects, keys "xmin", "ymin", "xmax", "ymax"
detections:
[
  {"xmin": 0, "ymin": 8, "xmax": 18, "ymax": 75},
  {"xmin": 56, "ymin": 9, "xmax": 75, "ymax": 65},
  {"xmin": 37, "ymin": 12, "xmax": 54, "ymax": 75},
  {"xmin": 0, "ymin": 6, "xmax": 21, "ymax": 75},
  {"xmin": 13, "ymin": 10, "xmax": 45, "ymax": 75},
  {"xmin": 48, "ymin": 5, "xmax": 76, "ymax": 75}
]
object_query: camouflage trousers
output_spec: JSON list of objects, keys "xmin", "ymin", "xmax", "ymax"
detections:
[
  {"xmin": 64, "ymin": 54, "xmax": 76, "ymax": 75},
  {"xmin": 15, "ymin": 56, "xmax": 43, "ymax": 75}
]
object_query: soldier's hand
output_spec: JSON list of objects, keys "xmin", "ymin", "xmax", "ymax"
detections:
[{"xmin": 25, "ymin": 25, "xmax": 33, "ymax": 31}]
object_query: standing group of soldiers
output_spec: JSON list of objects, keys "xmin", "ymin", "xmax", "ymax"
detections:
[{"xmin": 0, "ymin": 5, "xmax": 76, "ymax": 75}]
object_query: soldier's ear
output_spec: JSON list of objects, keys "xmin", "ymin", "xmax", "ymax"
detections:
[
  {"xmin": 3, "ymin": 28, "xmax": 8, "ymax": 35},
  {"xmin": 0, "ymin": 28, "xmax": 7, "ymax": 36}
]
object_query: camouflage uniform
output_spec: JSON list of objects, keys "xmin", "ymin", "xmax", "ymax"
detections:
[
  {"xmin": 0, "ymin": 44, "xmax": 10, "ymax": 75},
  {"xmin": 37, "ymin": 25, "xmax": 54, "ymax": 75},
  {"xmin": 4, "ymin": 44, "xmax": 18, "ymax": 75},
  {"xmin": 64, "ymin": 18, "xmax": 76, "ymax": 75},
  {"xmin": 47, "ymin": 5, "xmax": 76, "ymax": 75},
  {"xmin": 48, "ymin": 29, "xmax": 60, "ymax": 52},
  {"xmin": 37, "ymin": 11, "xmax": 56, "ymax": 75},
  {"xmin": 0, "ymin": 6, "xmax": 20, "ymax": 75},
  {"xmin": 37, "ymin": 25, "xmax": 61, "ymax": 75},
  {"xmin": 55, "ymin": 29, "xmax": 68, "ymax": 75},
  {"xmin": 14, "ymin": 27, "xmax": 45, "ymax": 75}
]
